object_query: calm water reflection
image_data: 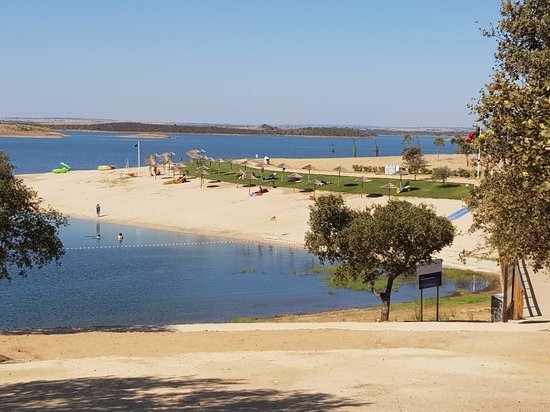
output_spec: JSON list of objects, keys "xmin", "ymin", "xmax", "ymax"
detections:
[{"xmin": 0, "ymin": 219, "xmax": 456, "ymax": 329}]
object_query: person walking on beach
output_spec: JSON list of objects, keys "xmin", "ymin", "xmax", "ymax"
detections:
[{"xmin": 96, "ymin": 203, "xmax": 101, "ymax": 217}]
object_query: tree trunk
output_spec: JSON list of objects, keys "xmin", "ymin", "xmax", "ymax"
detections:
[{"xmin": 379, "ymin": 276, "xmax": 397, "ymax": 321}]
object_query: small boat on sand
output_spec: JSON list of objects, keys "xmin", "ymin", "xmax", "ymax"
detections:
[
  {"xmin": 98, "ymin": 165, "xmax": 116, "ymax": 171},
  {"xmin": 52, "ymin": 162, "xmax": 71, "ymax": 173}
]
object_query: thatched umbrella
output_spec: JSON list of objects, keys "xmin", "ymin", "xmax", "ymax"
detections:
[
  {"xmin": 250, "ymin": 160, "xmax": 265, "ymax": 179},
  {"xmin": 310, "ymin": 178, "xmax": 324, "ymax": 199},
  {"xmin": 301, "ymin": 164, "xmax": 317, "ymax": 183},
  {"xmin": 355, "ymin": 176, "xmax": 373, "ymax": 198},
  {"xmin": 242, "ymin": 173, "xmax": 258, "ymax": 194},
  {"xmin": 277, "ymin": 163, "xmax": 291, "ymax": 183},
  {"xmin": 333, "ymin": 166, "xmax": 348, "ymax": 187},
  {"xmin": 288, "ymin": 172, "xmax": 303, "ymax": 193},
  {"xmin": 216, "ymin": 158, "xmax": 225, "ymax": 174},
  {"xmin": 174, "ymin": 162, "xmax": 186, "ymax": 176},
  {"xmin": 393, "ymin": 169, "xmax": 409, "ymax": 185},
  {"xmin": 144, "ymin": 154, "xmax": 158, "ymax": 177},
  {"xmin": 380, "ymin": 182, "xmax": 399, "ymax": 199},
  {"xmin": 240, "ymin": 159, "xmax": 252, "ymax": 172},
  {"xmin": 197, "ymin": 168, "xmax": 209, "ymax": 188}
]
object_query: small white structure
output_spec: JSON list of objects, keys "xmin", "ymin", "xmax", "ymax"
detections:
[
  {"xmin": 263, "ymin": 156, "xmax": 270, "ymax": 165},
  {"xmin": 384, "ymin": 164, "xmax": 400, "ymax": 174}
]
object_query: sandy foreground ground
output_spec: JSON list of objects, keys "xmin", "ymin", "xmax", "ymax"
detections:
[{"xmin": 2, "ymin": 157, "xmax": 548, "ymax": 410}]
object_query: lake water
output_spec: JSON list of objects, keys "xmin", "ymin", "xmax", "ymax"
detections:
[
  {"xmin": 0, "ymin": 219, "xmax": 457, "ymax": 329},
  {"xmin": 0, "ymin": 131, "xmax": 457, "ymax": 174}
]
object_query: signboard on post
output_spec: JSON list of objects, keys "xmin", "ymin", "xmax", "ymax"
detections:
[
  {"xmin": 419, "ymin": 272, "xmax": 442, "ymax": 290},
  {"xmin": 417, "ymin": 259, "xmax": 442, "ymax": 276},
  {"xmin": 417, "ymin": 259, "xmax": 443, "ymax": 321}
]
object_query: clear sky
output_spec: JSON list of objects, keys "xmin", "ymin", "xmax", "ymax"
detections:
[{"xmin": 0, "ymin": 0, "xmax": 502, "ymax": 127}]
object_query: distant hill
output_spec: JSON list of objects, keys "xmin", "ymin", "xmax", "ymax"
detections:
[
  {"xmin": 44, "ymin": 122, "xmax": 376, "ymax": 138},
  {"xmin": 41, "ymin": 121, "xmax": 466, "ymax": 138},
  {"xmin": 2, "ymin": 118, "xmax": 468, "ymax": 138}
]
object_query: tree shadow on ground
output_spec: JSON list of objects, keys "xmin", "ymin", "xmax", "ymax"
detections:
[
  {"xmin": 0, "ymin": 324, "xmax": 172, "ymax": 336},
  {"xmin": 0, "ymin": 376, "xmax": 368, "ymax": 411},
  {"xmin": 367, "ymin": 193, "xmax": 383, "ymax": 198}
]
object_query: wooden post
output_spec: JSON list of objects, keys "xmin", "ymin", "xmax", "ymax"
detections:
[
  {"xmin": 501, "ymin": 261, "xmax": 509, "ymax": 323},
  {"xmin": 512, "ymin": 265, "xmax": 524, "ymax": 320}
]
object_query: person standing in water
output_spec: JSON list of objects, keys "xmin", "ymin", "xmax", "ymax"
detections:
[
  {"xmin": 96, "ymin": 203, "xmax": 101, "ymax": 217},
  {"xmin": 117, "ymin": 232, "xmax": 123, "ymax": 242}
]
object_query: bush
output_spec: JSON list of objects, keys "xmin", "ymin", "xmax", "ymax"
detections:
[
  {"xmin": 351, "ymin": 165, "xmax": 384, "ymax": 173},
  {"xmin": 432, "ymin": 166, "xmax": 452, "ymax": 184},
  {"xmin": 456, "ymin": 168, "xmax": 471, "ymax": 178}
]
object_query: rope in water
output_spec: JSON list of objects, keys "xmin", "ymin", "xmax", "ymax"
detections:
[{"xmin": 65, "ymin": 239, "xmax": 252, "ymax": 251}]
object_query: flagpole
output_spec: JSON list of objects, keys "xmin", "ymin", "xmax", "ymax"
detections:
[
  {"xmin": 476, "ymin": 147, "xmax": 481, "ymax": 179},
  {"xmin": 137, "ymin": 141, "xmax": 141, "ymax": 176}
]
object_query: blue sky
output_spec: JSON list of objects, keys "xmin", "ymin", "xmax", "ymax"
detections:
[{"xmin": 0, "ymin": 0, "xmax": 502, "ymax": 127}]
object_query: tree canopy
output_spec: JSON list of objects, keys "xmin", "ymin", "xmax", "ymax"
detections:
[
  {"xmin": 468, "ymin": 0, "xmax": 550, "ymax": 271},
  {"xmin": 305, "ymin": 195, "xmax": 455, "ymax": 321},
  {"xmin": 402, "ymin": 146, "xmax": 428, "ymax": 179},
  {"xmin": 0, "ymin": 151, "xmax": 67, "ymax": 279}
]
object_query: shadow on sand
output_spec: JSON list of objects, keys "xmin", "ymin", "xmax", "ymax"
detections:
[
  {"xmin": 0, "ymin": 376, "xmax": 368, "ymax": 410},
  {"xmin": 0, "ymin": 324, "xmax": 172, "ymax": 336}
]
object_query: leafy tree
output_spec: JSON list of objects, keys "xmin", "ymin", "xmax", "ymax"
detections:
[
  {"xmin": 305, "ymin": 195, "xmax": 455, "ymax": 321},
  {"xmin": 433, "ymin": 137, "xmax": 445, "ymax": 160},
  {"xmin": 450, "ymin": 136, "xmax": 476, "ymax": 167},
  {"xmin": 402, "ymin": 146, "xmax": 428, "ymax": 180},
  {"xmin": 0, "ymin": 151, "xmax": 66, "ymax": 279},
  {"xmin": 468, "ymin": 0, "xmax": 550, "ymax": 271},
  {"xmin": 431, "ymin": 166, "xmax": 452, "ymax": 185}
]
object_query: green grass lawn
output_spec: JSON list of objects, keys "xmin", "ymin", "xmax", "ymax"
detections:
[{"xmin": 181, "ymin": 161, "xmax": 471, "ymax": 200}]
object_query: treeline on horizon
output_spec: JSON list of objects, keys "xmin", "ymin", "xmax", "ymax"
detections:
[{"xmin": 43, "ymin": 122, "xmax": 463, "ymax": 138}]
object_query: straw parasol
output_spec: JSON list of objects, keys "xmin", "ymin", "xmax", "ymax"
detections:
[
  {"xmin": 242, "ymin": 173, "xmax": 258, "ymax": 194},
  {"xmin": 355, "ymin": 176, "xmax": 373, "ymax": 198},
  {"xmin": 216, "ymin": 158, "xmax": 225, "ymax": 174},
  {"xmin": 393, "ymin": 169, "xmax": 409, "ymax": 185},
  {"xmin": 332, "ymin": 166, "xmax": 348, "ymax": 187},
  {"xmin": 310, "ymin": 178, "xmax": 324, "ymax": 199},
  {"xmin": 301, "ymin": 164, "xmax": 317, "ymax": 183},
  {"xmin": 196, "ymin": 168, "xmax": 209, "ymax": 188},
  {"xmin": 288, "ymin": 172, "xmax": 303, "ymax": 193},
  {"xmin": 277, "ymin": 163, "xmax": 291, "ymax": 182},
  {"xmin": 380, "ymin": 182, "xmax": 398, "ymax": 199}
]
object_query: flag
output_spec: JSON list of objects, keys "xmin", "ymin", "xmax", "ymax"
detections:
[
  {"xmin": 270, "ymin": 216, "xmax": 277, "ymax": 221},
  {"xmin": 133, "ymin": 143, "xmax": 139, "ymax": 148},
  {"xmin": 466, "ymin": 129, "xmax": 480, "ymax": 144}
]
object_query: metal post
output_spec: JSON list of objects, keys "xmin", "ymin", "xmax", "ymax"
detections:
[
  {"xmin": 436, "ymin": 285, "xmax": 440, "ymax": 321},
  {"xmin": 137, "ymin": 141, "xmax": 141, "ymax": 176},
  {"xmin": 420, "ymin": 289, "xmax": 423, "ymax": 321},
  {"xmin": 476, "ymin": 147, "xmax": 481, "ymax": 179}
]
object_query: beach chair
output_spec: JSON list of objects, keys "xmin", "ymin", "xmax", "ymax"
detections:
[{"xmin": 397, "ymin": 180, "xmax": 412, "ymax": 193}]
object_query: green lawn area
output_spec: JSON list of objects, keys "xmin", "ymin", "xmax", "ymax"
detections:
[{"xmin": 182, "ymin": 161, "xmax": 471, "ymax": 200}]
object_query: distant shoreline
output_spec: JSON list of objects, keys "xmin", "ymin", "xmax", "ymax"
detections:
[{"xmin": 56, "ymin": 128, "xmax": 461, "ymax": 140}]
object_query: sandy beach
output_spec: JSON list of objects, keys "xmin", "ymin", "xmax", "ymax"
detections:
[{"xmin": 2, "ymin": 158, "xmax": 548, "ymax": 410}]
